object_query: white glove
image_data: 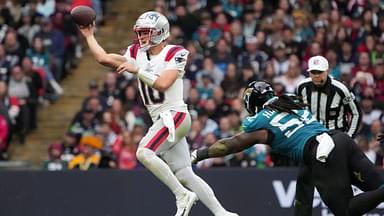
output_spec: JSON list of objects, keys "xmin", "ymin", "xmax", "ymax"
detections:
[{"xmin": 316, "ymin": 133, "xmax": 335, "ymax": 163}]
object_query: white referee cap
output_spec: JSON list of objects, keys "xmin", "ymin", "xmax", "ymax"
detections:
[{"xmin": 307, "ymin": 55, "xmax": 329, "ymax": 72}]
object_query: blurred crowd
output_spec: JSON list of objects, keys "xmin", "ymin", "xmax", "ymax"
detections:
[
  {"xmin": 0, "ymin": 0, "xmax": 107, "ymax": 161},
  {"xmin": 41, "ymin": 0, "xmax": 384, "ymax": 171}
]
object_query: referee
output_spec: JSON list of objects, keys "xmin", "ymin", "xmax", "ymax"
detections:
[{"xmin": 294, "ymin": 55, "xmax": 362, "ymax": 216}]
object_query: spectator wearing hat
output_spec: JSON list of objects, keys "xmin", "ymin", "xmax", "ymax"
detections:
[
  {"xmin": 68, "ymin": 135, "xmax": 102, "ymax": 170},
  {"xmin": 68, "ymin": 136, "xmax": 103, "ymax": 171},
  {"xmin": 68, "ymin": 106, "xmax": 99, "ymax": 143},
  {"xmin": 43, "ymin": 142, "xmax": 67, "ymax": 171},
  {"xmin": 295, "ymin": 55, "xmax": 362, "ymax": 216}
]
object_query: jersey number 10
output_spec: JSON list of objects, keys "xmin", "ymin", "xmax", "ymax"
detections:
[{"xmin": 139, "ymin": 80, "xmax": 165, "ymax": 105}]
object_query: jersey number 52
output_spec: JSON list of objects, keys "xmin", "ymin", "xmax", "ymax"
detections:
[{"xmin": 270, "ymin": 110, "xmax": 316, "ymax": 138}]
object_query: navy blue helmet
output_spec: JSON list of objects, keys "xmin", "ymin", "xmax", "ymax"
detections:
[{"xmin": 243, "ymin": 81, "xmax": 275, "ymax": 115}]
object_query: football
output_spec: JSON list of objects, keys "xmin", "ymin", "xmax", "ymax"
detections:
[{"xmin": 70, "ymin": 5, "xmax": 96, "ymax": 27}]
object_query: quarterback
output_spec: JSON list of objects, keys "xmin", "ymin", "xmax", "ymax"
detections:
[{"xmin": 78, "ymin": 11, "xmax": 237, "ymax": 216}]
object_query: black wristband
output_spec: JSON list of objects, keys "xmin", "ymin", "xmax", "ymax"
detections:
[{"xmin": 197, "ymin": 147, "xmax": 209, "ymax": 161}]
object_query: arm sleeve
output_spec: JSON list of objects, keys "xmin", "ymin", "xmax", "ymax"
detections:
[{"xmin": 342, "ymin": 92, "xmax": 361, "ymax": 138}]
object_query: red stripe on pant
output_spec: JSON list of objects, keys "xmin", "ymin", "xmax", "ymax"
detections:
[{"xmin": 144, "ymin": 112, "xmax": 187, "ymax": 151}]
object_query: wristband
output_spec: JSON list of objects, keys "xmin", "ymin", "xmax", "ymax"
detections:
[{"xmin": 137, "ymin": 68, "xmax": 158, "ymax": 87}]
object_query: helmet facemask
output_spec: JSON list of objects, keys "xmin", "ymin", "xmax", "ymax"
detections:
[{"xmin": 133, "ymin": 27, "xmax": 160, "ymax": 51}]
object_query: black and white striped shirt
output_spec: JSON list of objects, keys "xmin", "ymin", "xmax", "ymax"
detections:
[{"xmin": 296, "ymin": 77, "xmax": 362, "ymax": 137}]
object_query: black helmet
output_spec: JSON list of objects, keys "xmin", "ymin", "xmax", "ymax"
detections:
[{"xmin": 243, "ymin": 81, "xmax": 275, "ymax": 115}]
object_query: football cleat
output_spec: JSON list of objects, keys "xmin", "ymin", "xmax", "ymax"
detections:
[{"xmin": 175, "ymin": 190, "xmax": 198, "ymax": 216}]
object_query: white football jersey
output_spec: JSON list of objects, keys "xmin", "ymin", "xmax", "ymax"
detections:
[{"xmin": 123, "ymin": 44, "xmax": 189, "ymax": 120}]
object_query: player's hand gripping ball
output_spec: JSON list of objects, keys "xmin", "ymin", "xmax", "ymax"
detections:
[{"xmin": 70, "ymin": 6, "xmax": 96, "ymax": 27}]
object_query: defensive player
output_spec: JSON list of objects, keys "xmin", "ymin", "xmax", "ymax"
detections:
[
  {"xmin": 78, "ymin": 11, "xmax": 238, "ymax": 216},
  {"xmin": 192, "ymin": 81, "xmax": 384, "ymax": 215}
]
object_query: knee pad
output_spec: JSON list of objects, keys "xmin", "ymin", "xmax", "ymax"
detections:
[{"xmin": 136, "ymin": 147, "xmax": 155, "ymax": 163}]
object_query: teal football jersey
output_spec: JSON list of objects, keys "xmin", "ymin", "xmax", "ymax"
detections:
[{"xmin": 242, "ymin": 109, "xmax": 328, "ymax": 162}]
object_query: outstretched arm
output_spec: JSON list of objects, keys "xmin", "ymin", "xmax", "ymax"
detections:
[
  {"xmin": 192, "ymin": 129, "xmax": 270, "ymax": 163},
  {"xmin": 78, "ymin": 24, "xmax": 127, "ymax": 68}
]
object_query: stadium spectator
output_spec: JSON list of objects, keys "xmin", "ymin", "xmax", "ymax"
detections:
[
  {"xmin": 21, "ymin": 57, "xmax": 43, "ymax": 130},
  {"xmin": 112, "ymin": 130, "xmax": 138, "ymax": 170},
  {"xmin": 220, "ymin": 63, "xmax": 241, "ymax": 100},
  {"xmin": 68, "ymin": 107, "xmax": 98, "ymax": 142},
  {"xmin": 196, "ymin": 56, "xmax": 224, "ymax": 86},
  {"xmin": 8, "ymin": 65, "xmax": 31, "ymax": 143},
  {"xmin": 0, "ymin": 44, "xmax": 12, "ymax": 82},
  {"xmin": 43, "ymin": 142, "xmax": 67, "ymax": 171},
  {"xmin": 35, "ymin": 17, "xmax": 65, "ymax": 81},
  {"xmin": 68, "ymin": 135, "xmax": 102, "ymax": 170},
  {"xmin": 4, "ymin": 29, "xmax": 27, "ymax": 67},
  {"xmin": 0, "ymin": 81, "xmax": 18, "ymax": 132},
  {"xmin": 60, "ymin": 131, "xmax": 79, "ymax": 163},
  {"xmin": 273, "ymin": 56, "xmax": 305, "ymax": 93},
  {"xmin": 0, "ymin": 112, "xmax": 10, "ymax": 160}
]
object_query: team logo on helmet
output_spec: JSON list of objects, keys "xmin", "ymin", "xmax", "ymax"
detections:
[{"xmin": 243, "ymin": 81, "xmax": 275, "ymax": 115}]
